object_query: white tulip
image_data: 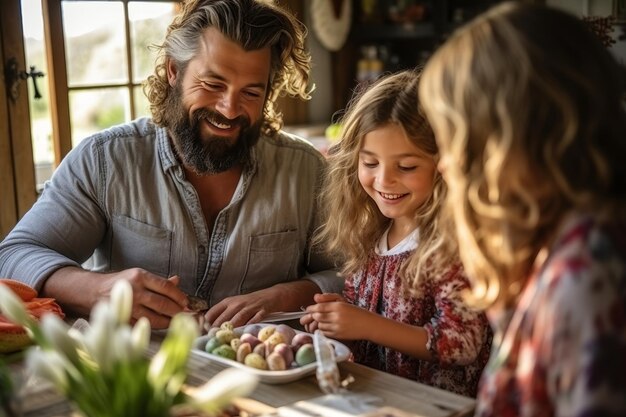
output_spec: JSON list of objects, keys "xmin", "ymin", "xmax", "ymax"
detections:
[
  {"xmin": 88, "ymin": 300, "xmax": 115, "ymax": 331},
  {"xmin": 0, "ymin": 285, "xmax": 35, "ymax": 328},
  {"xmin": 109, "ymin": 280, "xmax": 133, "ymax": 325},
  {"xmin": 25, "ymin": 349, "xmax": 72, "ymax": 393},
  {"xmin": 186, "ymin": 368, "xmax": 258, "ymax": 413},
  {"xmin": 67, "ymin": 327, "xmax": 88, "ymax": 351},
  {"xmin": 147, "ymin": 349, "xmax": 170, "ymax": 393},
  {"xmin": 130, "ymin": 317, "xmax": 151, "ymax": 360},
  {"xmin": 40, "ymin": 314, "xmax": 81, "ymax": 366},
  {"xmin": 148, "ymin": 314, "xmax": 199, "ymax": 391},
  {"xmin": 84, "ymin": 302, "xmax": 115, "ymax": 373},
  {"xmin": 111, "ymin": 326, "xmax": 133, "ymax": 364},
  {"xmin": 168, "ymin": 313, "xmax": 199, "ymax": 349}
]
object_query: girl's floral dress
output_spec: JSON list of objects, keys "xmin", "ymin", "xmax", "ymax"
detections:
[
  {"xmin": 476, "ymin": 213, "xmax": 626, "ymax": 417},
  {"xmin": 344, "ymin": 229, "xmax": 492, "ymax": 397}
]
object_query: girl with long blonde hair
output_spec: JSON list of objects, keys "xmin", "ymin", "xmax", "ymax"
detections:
[
  {"xmin": 420, "ymin": 2, "xmax": 626, "ymax": 415},
  {"xmin": 301, "ymin": 70, "xmax": 491, "ymax": 397}
]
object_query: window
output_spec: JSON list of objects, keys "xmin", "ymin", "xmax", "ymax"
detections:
[
  {"xmin": 22, "ymin": 0, "xmax": 179, "ymax": 188},
  {"xmin": 4, "ymin": 0, "xmax": 307, "ymax": 238},
  {"xmin": 63, "ymin": 1, "xmax": 178, "ymax": 146}
]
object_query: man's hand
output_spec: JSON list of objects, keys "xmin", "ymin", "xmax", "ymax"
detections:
[
  {"xmin": 100, "ymin": 269, "xmax": 189, "ymax": 328},
  {"xmin": 204, "ymin": 280, "xmax": 319, "ymax": 328},
  {"xmin": 44, "ymin": 266, "xmax": 188, "ymax": 329}
]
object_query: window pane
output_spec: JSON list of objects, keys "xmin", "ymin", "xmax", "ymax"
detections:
[
  {"xmin": 22, "ymin": 0, "xmax": 54, "ymax": 187},
  {"xmin": 70, "ymin": 88, "xmax": 130, "ymax": 147},
  {"xmin": 129, "ymin": 2, "xmax": 178, "ymax": 84},
  {"xmin": 133, "ymin": 85, "xmax": 151, "ymax": 118},
  {"xmin": 63, "ymin": 1, "xmax": 128, "ymax": 86}
]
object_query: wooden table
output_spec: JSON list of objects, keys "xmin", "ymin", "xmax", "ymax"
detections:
[{"xmin": 11, "ymin": 336, "xmax": 475, "ymax": 417}]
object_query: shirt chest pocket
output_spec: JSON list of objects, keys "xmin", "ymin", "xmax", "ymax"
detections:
[
  {"xmin": 240, "ymin": 230, "xmax": 299, "ymax": 293},
  {"xmin": 110, "ymin": 215, "xmax": 172, "ymax": 276}
]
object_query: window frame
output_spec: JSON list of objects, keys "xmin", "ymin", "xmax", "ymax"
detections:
[
  {"xmin": 1, "ymin": 0, "xmax": 307, "ymax": 239},
  {"xmin": 43, "ymin": 0, "xmax": 181, "ymax": 165},
  {"xmin": 43, "ymin": 0, "xmax": 306, "ymax": 165}
]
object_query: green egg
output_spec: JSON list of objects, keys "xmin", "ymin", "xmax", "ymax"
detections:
[
  {"xmin": 204, "ymin": 337, "xmax": 222, "ymax": 353},
  {"xmin": 295, "ymin": 343, "xmax": 316, "ymax": 366},
  {"xmin": 212, "ymin": 344, "xmax": 237, "ymax": 361}
]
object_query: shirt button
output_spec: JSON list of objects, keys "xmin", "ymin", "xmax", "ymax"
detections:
[{"xmin": 198, "ymin": 245, "xmax": 206, "ymax": 254}]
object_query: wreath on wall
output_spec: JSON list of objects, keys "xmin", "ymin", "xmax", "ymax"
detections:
[{"xmin": 310, "ymin": 0, "xmax": 352, "ymax": 52}]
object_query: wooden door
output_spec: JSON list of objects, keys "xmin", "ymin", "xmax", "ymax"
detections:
[{"xmin": 0, "ymin": 0, "xmax": 37, "ymax": 239}]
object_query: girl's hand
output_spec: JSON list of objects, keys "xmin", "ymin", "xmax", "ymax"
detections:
[
  {"xmin": 304, "ymin": 301, "xmax": 374, "ymax": 340},
  {"xmin": 300, "ymin": 293, "xmax": 346, "ymax": 332},
  {"xmin": 300, "ymin": 310, "xmax": 318, "ymax": 333},
  {"xmin": 313, "ymin": 293, "xmax": 346, "ymax": 303}
]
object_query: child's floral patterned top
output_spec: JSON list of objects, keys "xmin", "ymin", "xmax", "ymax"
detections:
[
  {"xmin": 344, "ymin": 230, "xmax": 492, "ymax": 397},
  {"xmin": 476, "ymin": 213, "xmax": 626, "ymax": 417}
]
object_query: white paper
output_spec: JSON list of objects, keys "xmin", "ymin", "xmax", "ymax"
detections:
[{"xmin": 277, "ymin": 393, "xmax": 382, "ymax": 417}]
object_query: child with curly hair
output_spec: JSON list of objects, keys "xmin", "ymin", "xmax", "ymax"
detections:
[
  {"xmin": 420, "ymin": 2, "xmax": 626, "ymax": 415},
  {"xmin": 301, "ymin": 70, "xmax": 491, "ymax": 397}
]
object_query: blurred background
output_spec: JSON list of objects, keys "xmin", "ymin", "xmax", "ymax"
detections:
[{"xmin": 2, "ymin": 0, "xmax": 625, "ymax": 239}]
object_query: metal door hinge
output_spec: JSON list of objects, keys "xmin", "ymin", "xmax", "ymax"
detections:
[{"xmin": 4, "ymin": 57, "xmax": 45, "ymax": 103}]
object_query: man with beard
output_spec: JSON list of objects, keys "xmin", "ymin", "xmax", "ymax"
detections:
[{"xmin": 0, "ymin": 0, "xmax": 342, "ymax": 329}]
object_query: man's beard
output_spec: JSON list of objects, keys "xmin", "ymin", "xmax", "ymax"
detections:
[{"xmin": 163, "ymin": 83, "xmax": 262, "ymax": 175}]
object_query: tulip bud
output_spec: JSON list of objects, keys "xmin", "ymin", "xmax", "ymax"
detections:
[
  {"xmin": 84, "ymin": 302, "xmax": 115, "ymax": 373},
  {"xmin": 111, "ymin": 327, "xmax": 134, "ymax": 364},
  {"xmin": 109, "ymin": 280, "xmax": 133, "ymax": 325},
  {"xmin": 0, "ymin": 285, "xmax": 35, "ymax": 328},
  {"xmin": 40, "ymin": 315, "xmax": 80, "ymax": 366},
  {"xmin": 130, "ymin": 317, "xmax": 151, "ymax": 360},
  {"xmin": 26, "ymin": 350, "xmax": 71, "ymax": 393},
  {"xmin": 149, "ymin": 314, "xmax": 199, "ymax": 392},
  {"xmin": 183, "ymin": 368, "xmax": 258, "ymax": 415}
]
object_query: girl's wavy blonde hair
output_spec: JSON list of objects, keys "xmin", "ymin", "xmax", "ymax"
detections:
[
  {"xmin": 420, "ymin": 2, "xmax": 626, "ymax": 308},
  {"xmin": 144, "ymin": 0, "xmax": 311, "ymax": 137},
  {"xmin": 316, "ymin": 70, "xmax": 454, "ymax": 289}
]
